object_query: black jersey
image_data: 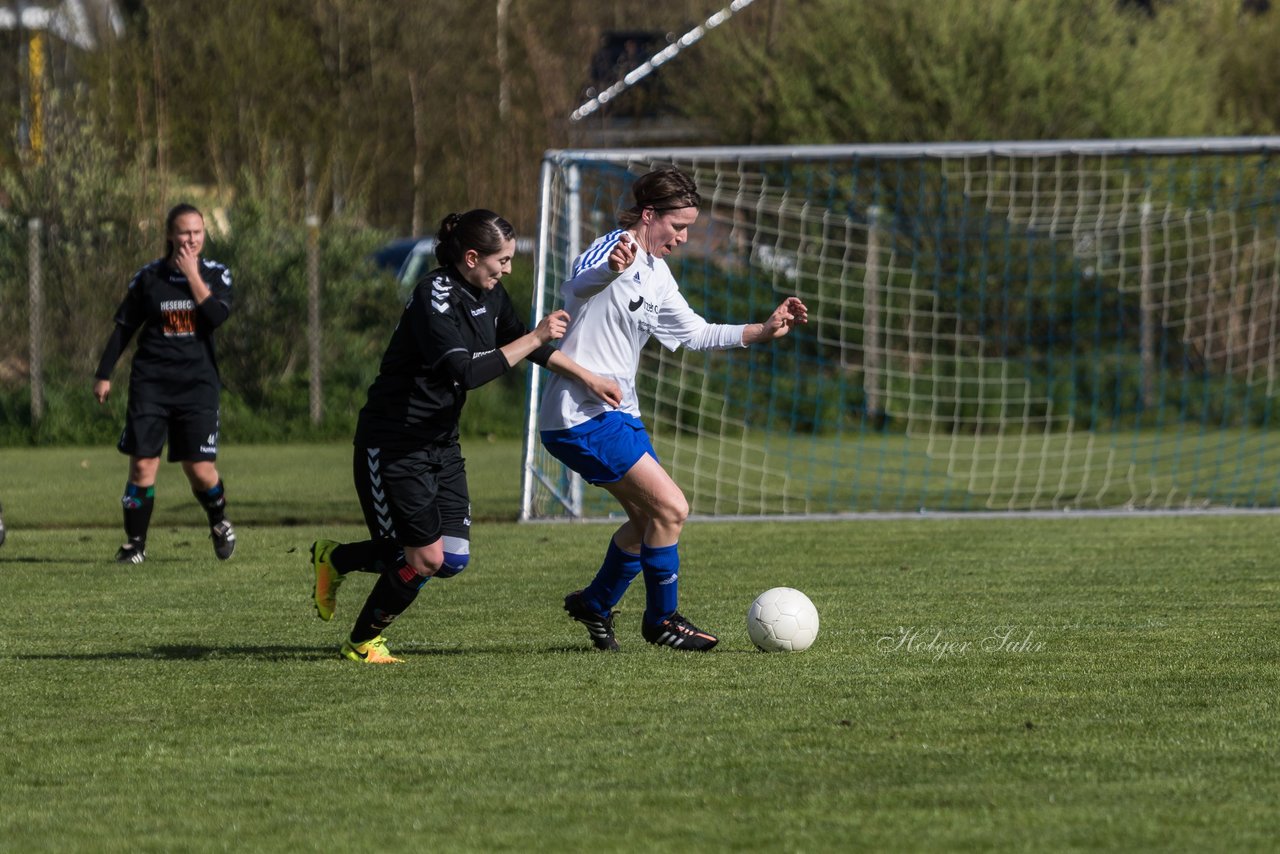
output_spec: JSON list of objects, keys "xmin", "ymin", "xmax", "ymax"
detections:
[
  {"xmin": 95, "ymin": 258, "xmax": 234, "ymax": 401},
  {"xmin": 355, "ymin": 265, "xmax": 553, "ymax": 449}
]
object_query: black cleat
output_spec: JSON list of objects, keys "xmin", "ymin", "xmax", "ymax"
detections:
[
  {"xmin": 115, "ymin": 541, "xmax": 146, "ymax": 564},
  {"xmin": 210, "ymin": 519, "xmax": 236, "ymax": 560},
  {"xmin": 642, "ymin": 612, "xmax": 719, "ymax": 651},
  {"xmin": 564, "ymin": 590, "xmax": 619, "ymax": 651}
]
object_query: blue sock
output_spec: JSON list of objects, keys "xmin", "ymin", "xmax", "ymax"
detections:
[
  {"xmin": 641, "ymin": 542, "xmax": 680, "ymax": 626},
  {"xmin": 581, "ymin": 539, "xmax": 641, "ymax": 614}
]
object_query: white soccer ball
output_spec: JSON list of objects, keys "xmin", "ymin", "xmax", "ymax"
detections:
[{"xmin": 746, "ymin": 587, "xmax": 820, "ymax": 652}]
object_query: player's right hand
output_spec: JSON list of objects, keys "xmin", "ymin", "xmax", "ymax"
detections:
[
  {"xmin": 535, "ymin": 309, "xmax": 570, "ymax": 343},
  {"xmin": 590, "ymin": 375, "xmax": 623, "ymax": 409},
  {"xmin": 93, "ymin": 379, "xmax": 111, "ymax": 404},
  {"xmin": 608, "ymin": 233, "xmax": 638, "ymax": 272},
  {"xmin": 175, "ymin": 244, "xmax": 201, "ymax": 279}
]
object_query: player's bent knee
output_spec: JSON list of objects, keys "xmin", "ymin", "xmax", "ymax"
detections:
[
  {"xmin": 655, "ymin": 494, "xmax": 690, "ymax": 528},
  {"xmin": 403, "ymin": 545, "xmax": 444, "ymax": 579},
  {"xmin": 436, "ymin": 551, "xmax": 470, "ymax": 579},
  {"xmin": 435, "ymin": 535, "xmax": 471, "ymax": 579}
]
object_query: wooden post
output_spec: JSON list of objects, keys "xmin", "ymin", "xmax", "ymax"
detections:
[
  {"xmin": 307, "ymin": 213, "xmax": 322, "ymax": 425},
  {"xmin": 28, "ymin": 218, "xmax": 44, "ymax": 422}
]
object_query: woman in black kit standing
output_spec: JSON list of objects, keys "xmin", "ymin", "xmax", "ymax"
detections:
[{"xmin": 94, "ymin": 203, "xmax": 236, "ymax": 565}]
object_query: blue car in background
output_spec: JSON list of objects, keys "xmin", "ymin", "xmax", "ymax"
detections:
[
  {"xmin": 371, "ymin": 236, "xmax": 536, "ymax": 289},
  {"xmin": 369, "ymin": 237, "xmax": 434, "ymax": 289}
]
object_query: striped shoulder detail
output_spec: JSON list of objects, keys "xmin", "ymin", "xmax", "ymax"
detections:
[
  {"xmin": 201, "ymin": 258, "xmax": 232, "ymax": 287},
  {"xmin": 573, "ymin": 230, "xmax": 625, "ymax": 277},
  {"xmin": 427, "ymin": 273, "xmax": 454, "ymax": 314}
]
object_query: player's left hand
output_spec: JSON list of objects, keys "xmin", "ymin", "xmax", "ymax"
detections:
[{"xmin": 761, "ymin": 296, "xmax": 809, "ymax": 340}]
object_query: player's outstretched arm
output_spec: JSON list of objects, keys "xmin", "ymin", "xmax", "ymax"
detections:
[
  {"xmin": 498, "ymin": 309, "xmax": 569, "ymax": 368},
  {"xmin": 742, "ymin": 297, "xmax": 809, "ymax": 345}
]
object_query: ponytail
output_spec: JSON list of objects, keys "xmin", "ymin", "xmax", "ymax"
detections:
[{"xmin": 435, "ymin": 209, "xmax": 515, "ymax": 267}]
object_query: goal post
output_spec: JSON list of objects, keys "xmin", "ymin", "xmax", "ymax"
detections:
[{"xmin": 521, "ymin": 138, "xmax": 1280, "ymax": 520}]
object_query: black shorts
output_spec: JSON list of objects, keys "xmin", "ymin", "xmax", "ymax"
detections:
[
  {"xmin": 353, "ymin": 443, "xmax": 471, "ymax": 550},
  {"xmin": 118, "ymin": 397, "xmax": 221, "ymax": 462}
]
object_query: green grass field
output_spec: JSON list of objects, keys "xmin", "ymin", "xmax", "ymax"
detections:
[
  {"xmin": 1, "ymin": 443, "xmax": 1277, "ymax": 851},
  {"xmin": 543, "ymin": 427, "xmax": 1280, "ymax": 517}
]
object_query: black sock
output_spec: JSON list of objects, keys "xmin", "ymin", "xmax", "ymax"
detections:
[
  {"xmin": 194, "ymin": 480, "xmax": 227, "ymax": 526},
  {"xmin": 122, "ymin": 483, "xmax": 155, "ymax": 546},
  {"xmin": 350, "ymin": 565, "xmax": 423, "ymax": 644},
  {"xmin": 331, "ymin": 540, "xmax": 384, "ymax": 575}
]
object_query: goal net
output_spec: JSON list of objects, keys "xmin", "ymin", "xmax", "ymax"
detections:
[{"xmin": 521, "ymin": 139, "xmax": 1280, "ymax": 519}]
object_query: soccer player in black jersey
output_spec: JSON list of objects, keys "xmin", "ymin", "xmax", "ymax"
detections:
[
  {"xmin": 310, "ymin": 209, "xmax": 621, "ymax": 664},
  {"xmin": 93, "ymin": 204, "xmax": 236, "ymax": 564}
]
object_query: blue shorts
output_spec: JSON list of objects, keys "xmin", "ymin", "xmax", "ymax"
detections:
[{"xmin": 540, "ymin": 412, "xmax": 657, "ymax": 485}]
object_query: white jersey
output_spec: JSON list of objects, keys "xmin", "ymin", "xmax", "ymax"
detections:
[{"xmin": 538, "ymin": 229, "xmax": 747, "ymax": 431}]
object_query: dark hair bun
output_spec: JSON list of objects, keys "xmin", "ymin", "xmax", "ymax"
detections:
[
  {"xmin": 438, "ymin": 212, "xmax": 462, "ymax": 237},
  {"xmin": 434, "ymin": 209, "xmax": 515, "ymax": 268}
]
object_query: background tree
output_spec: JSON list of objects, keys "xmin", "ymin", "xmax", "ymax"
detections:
[
  {"xmin": 2, "ymin": 0, "xmax": 1278, "ymax": 445},
  {"xmin": 680, "ymin": 0, "xmax": 1224, "ymax": 145}
]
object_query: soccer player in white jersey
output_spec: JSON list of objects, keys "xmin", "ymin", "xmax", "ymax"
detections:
[{"xmin": 540, "ymin": 168, "xmax": 808, "ymax": 651}]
